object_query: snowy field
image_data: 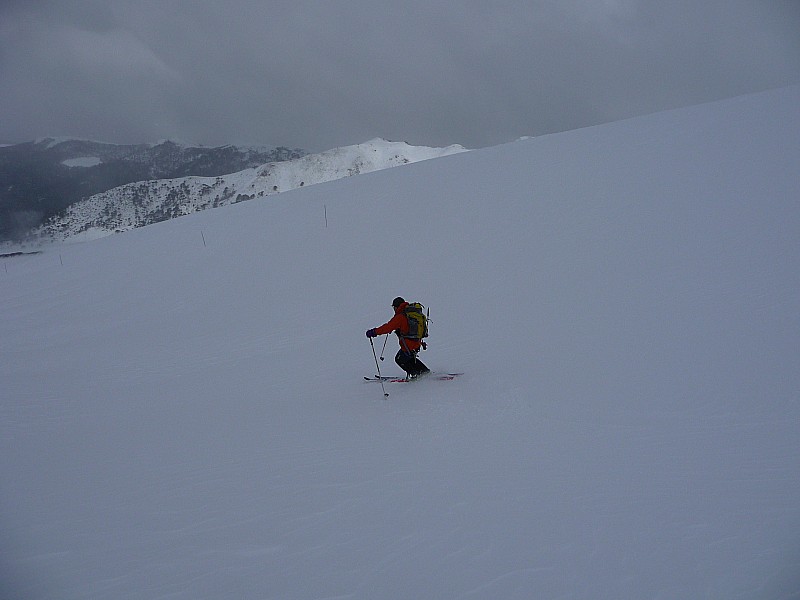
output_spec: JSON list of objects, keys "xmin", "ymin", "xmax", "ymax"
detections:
[{"xmin": 2, "ymin": 86, "xmax": 799, "ymax": 599}]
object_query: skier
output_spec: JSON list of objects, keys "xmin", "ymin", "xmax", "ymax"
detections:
[{"xmin": 366, "ymin": 297, "xmax": 430, "ymax": 379}]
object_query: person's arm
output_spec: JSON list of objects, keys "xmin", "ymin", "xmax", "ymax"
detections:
[{"xmin": 372, "ymin": 313, "xmax": 404, "ymax": 336}]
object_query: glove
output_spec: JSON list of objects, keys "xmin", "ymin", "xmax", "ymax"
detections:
[{"xmin": 366, "ymin": 328, "xmax": 377, "ymax": 338}]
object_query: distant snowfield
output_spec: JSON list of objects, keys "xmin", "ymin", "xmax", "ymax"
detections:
[
  {"xmin": 2, "ymin": 87, "xmax": 799, "ymax": 600},
  {"xmin": 61, "ymin": 156, "xmax": 102, "ymax": 168}
]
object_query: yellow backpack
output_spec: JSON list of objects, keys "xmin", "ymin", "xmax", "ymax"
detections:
[{"xmin": 401, "ymin": 302, "xmax": 429, "ymax": 340}]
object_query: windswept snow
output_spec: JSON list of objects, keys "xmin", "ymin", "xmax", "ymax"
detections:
[{"xmin": 2, "ymin": 87, "xmax": 799, "ymax": 600}]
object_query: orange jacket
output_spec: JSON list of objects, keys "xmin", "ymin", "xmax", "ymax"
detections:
[{"xmin": 373, "ymin": 301, "xmax": 423, "ymax": 352}]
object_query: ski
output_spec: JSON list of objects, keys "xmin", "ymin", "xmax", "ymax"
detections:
[{"xmin": 364, "ymin": 373, "xmax": 463, "ymax": 383}]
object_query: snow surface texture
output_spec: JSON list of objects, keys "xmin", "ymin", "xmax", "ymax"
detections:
[
  {"xmin": 2, "ymin": 87, "xmax": 800, "ymax": 600},
  {"xmin": 36, "ymin": 139, "xmax": 467, "ymax": 243}
]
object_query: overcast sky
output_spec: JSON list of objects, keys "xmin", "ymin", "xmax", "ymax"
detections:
[{"xmin": 1, "ymin": 0, "xmax": 799, "ymax": 152}]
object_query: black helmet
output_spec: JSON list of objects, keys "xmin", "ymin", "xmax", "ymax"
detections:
[{"xmin": 392, "ymin": 296, "xmax": 405, "ymax": 308}]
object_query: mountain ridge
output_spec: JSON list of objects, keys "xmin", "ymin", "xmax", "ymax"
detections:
[
  {"xmin": 0, "ymin": 139, "xmax": 306, "ymax": 241},
  {"xmin": 32, "ymin": 138, "xmax": 468, "ymax": 243}
]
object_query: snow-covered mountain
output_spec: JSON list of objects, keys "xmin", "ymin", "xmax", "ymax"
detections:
[
  {"xmin": 0, "ymin": 139, "xmax": 305, "ymax": 242},
  {"xmin": 34, "ymin": 138, "xmax": 467, "ymax": 242},
  {"xmin": 2, "ymin": 87, "xmax": 799, "ymax": 600}
]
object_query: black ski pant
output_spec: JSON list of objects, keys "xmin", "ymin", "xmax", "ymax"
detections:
[{"xmin": 395, "ymin": 349, "xmax": 430, "ymax": 377}]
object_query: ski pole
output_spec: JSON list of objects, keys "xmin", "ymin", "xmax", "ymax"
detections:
[
  {"xmin": 380, "ymin": 333, "xmax": 388, "ymax": 361},
  {"xmin": 370, "ymin": 337, "xmax": 389, "ymax": 397}
]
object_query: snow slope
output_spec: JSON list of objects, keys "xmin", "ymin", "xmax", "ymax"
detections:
[
  {"xmin": 2, "ymin": 87, "xmax": 799, "ymax": 600},
  {"xmin": 36, "ymin": 138, "xmax": 467, "ymax": 242}
]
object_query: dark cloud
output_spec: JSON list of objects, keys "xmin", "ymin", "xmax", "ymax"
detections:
[{"xmin": 1, "ymin": 0, "xmax": 799, "ymax": 151}]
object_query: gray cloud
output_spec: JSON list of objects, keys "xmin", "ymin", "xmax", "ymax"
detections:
[{"xmin": 1, "ymin": 0, "xmax": 799, "ymax": 151}]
